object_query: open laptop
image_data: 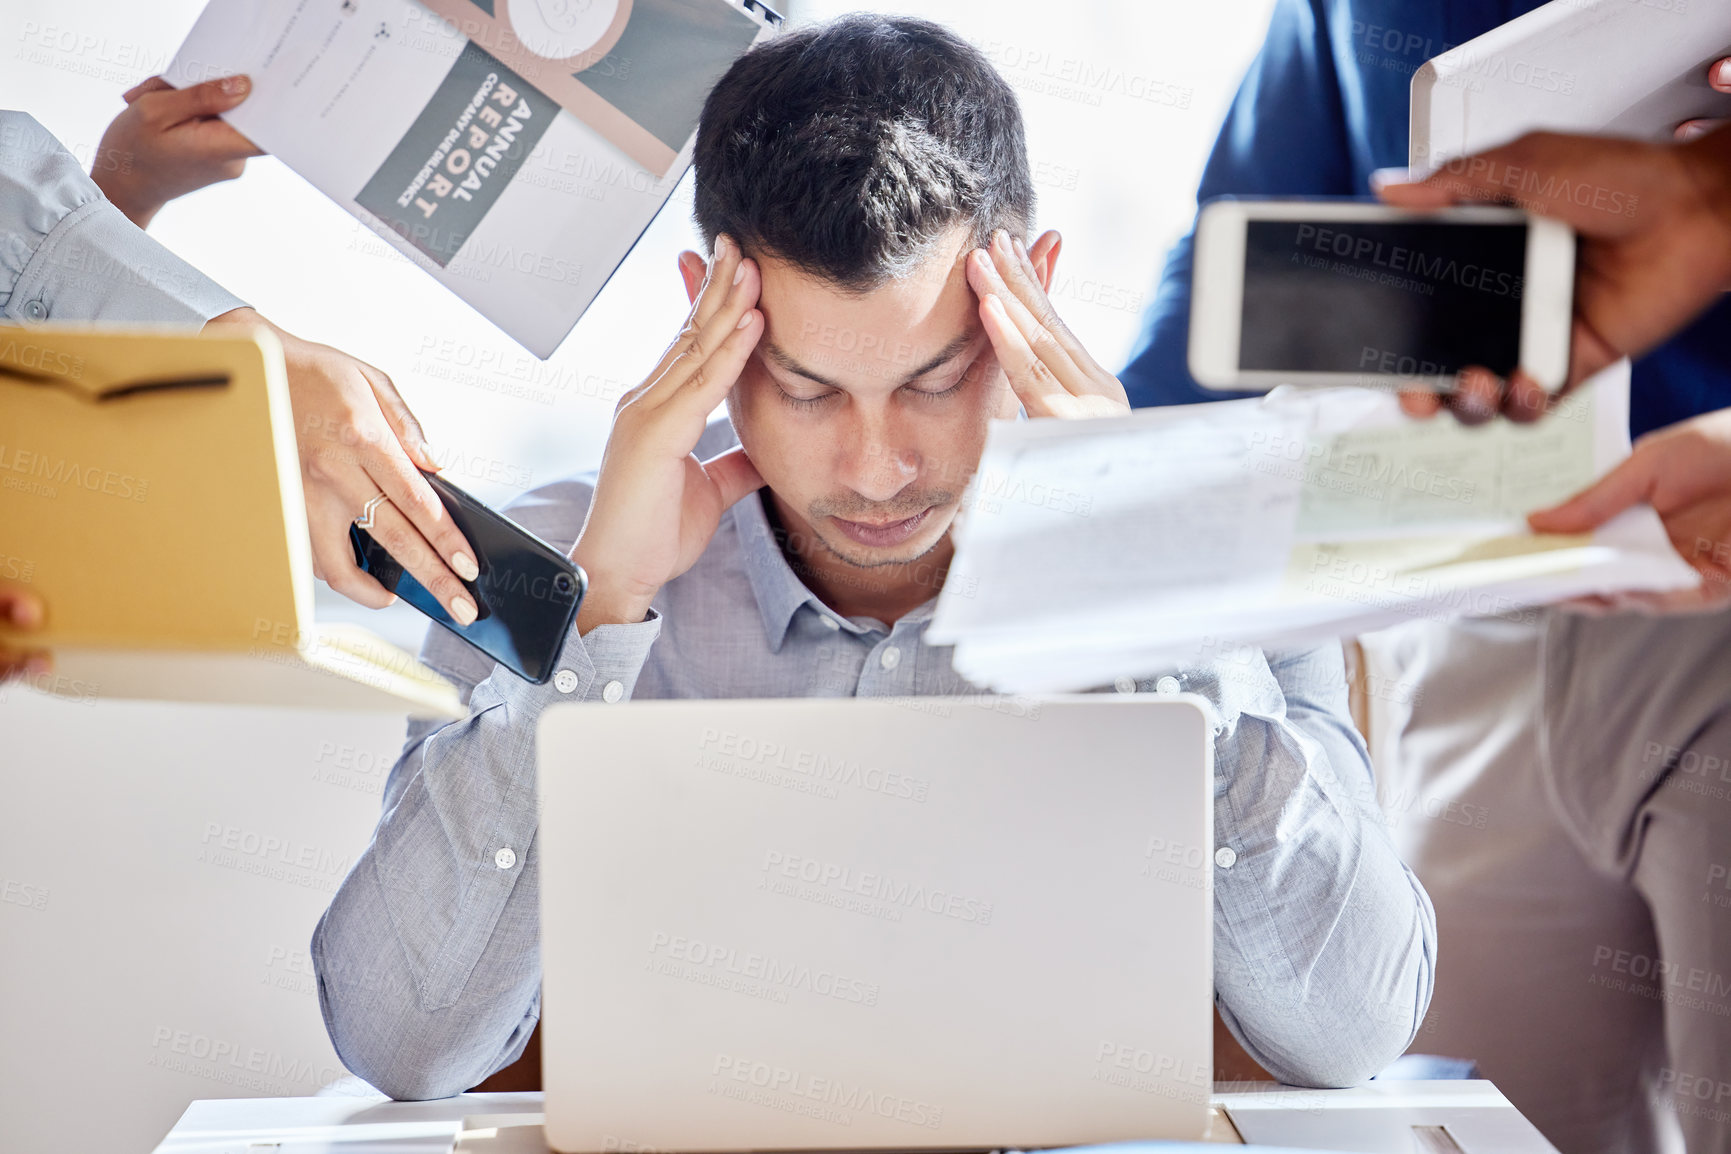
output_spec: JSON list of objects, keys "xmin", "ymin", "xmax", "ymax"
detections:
[{"xmin": 535, "ymin": 695, "xmax": 1215, "ymax": 1153}]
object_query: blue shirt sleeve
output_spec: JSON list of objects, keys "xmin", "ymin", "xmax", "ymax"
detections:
[{"xmin": 1120, "ymin": 0, "xmax": 1358, "ymax": 409}]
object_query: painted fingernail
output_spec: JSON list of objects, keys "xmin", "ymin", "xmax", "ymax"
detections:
[
  {"xmin": 219, "ymin": 75, "xmax": 250, "ymax": 96},
  {"xmin": 453, "ymin": 552, "xmax": 479, "ymax": 582},
  {"xmin": 451, "ymin": 596, "xmax": 478, "ymax": 626}
]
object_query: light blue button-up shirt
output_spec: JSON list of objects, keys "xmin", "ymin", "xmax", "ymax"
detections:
[
  {"xmin": 0, "ymin": 112, "xmax": 244, "ymax": 325},
  {"xmin": 311, "ymin": 420, "xmax": 1436, "ymax": 1099}
]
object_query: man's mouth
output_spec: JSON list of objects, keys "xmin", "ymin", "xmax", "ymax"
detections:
[{"xmin": 828, "ymin": 506, "xmax": 934, "ymax": 548}]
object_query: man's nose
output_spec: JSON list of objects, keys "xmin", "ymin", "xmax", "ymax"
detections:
[{"xmin": 841, "ymin": 431, "xmax": 920, "ymax": 504}]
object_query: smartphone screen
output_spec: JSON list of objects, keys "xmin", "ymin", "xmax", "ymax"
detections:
[
  {"xmin": 1238, "ymin": 220, "xmax": 1528, "ymax": 378},
  {"xmin": 350, "ymin": 473, "xmax": 585, "ymax": 685}
]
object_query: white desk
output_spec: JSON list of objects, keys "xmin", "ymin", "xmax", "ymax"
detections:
[{"xmin": 153, "ymin": 1082, "xmax": 1560, "ymax": 1153}]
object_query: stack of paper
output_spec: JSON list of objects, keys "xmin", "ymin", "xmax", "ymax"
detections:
[{"xmin": 928, "ymin": 370, "xmax": 1695, "ymax": 693}]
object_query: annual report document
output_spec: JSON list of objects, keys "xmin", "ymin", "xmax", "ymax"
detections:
[
  {"xmin": 166, "ymin": 0, "xmax": 778, "ymax": 357},
  {"xmin": 928, "ymin": 368, "xmax": 1697, "ymax": 692}
]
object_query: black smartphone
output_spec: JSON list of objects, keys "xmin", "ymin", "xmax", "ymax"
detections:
[{"xmin": 349, "ymin": 471, "xmax": 586, "ymax": 684}]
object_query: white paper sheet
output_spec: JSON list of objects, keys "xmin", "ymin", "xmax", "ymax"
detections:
[{"xmin": 928, "ymin": 370, "xmax": 1696, "ymax": 693}]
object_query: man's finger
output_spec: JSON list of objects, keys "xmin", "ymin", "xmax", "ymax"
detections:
[
  {"xmin": 644, "ymin": 258, "xmax": 760, "ymax": 406},
  {"xmin": 1711, "ymin": 58, "xmax": 1731, "ymax": 94},
  {"xmin": 979, "ymin": 293, "xmax": 1068, "ymax": 415},
  {"xmin": 967, "ymin": 248, "xmax": 1086, "ymax": 396},
  {"xmin": 690, "ymin": 234, "xmax": 745, "ymax": 333},
  {"xmin": 1528, "ymin": 453, "xmax": 1655, "ymax": 534},
  {"xmin": 703, "ymin": 446, "xmax": 766, "ymax": 511}
]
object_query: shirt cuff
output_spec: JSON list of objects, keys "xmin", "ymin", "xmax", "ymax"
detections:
[
  {"xmin": 483, "ymin": 609, "xmax": 662, "ymax": 719},
  {"xmin": 8, "ymin": 195, "xmax": 245, "ymax": 326}
]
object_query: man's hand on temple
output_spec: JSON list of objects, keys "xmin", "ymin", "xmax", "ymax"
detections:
[
  {"xmin": 1376, "ymin": 86, "xmax": 1731, "ymax": 425},
  {"xmin": 92, "ymin": 75, "xmax": 265, "ymax": 230},
  {"xmin": 966, "ymin": 229, "xmax": 1130, "ymax": 419},
  {"xmin": 569, "ymin": 235, "xmax": 766, "ymax": 634},
  {"xmin": 1529, "ymin": 407, "xmax": 1731, "ymax": 614},
  {"xmin": 202, "ymin": 308, "xmax": 481, "ymax": 623}
]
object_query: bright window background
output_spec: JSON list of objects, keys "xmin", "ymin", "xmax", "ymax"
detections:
[{"xmin": 3, "ymin": 0, "xmax": 1274, "ymax": 648}]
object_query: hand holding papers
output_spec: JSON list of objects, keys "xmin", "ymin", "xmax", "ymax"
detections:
[
  {"xmin": 927, "ymin": 367, "xmax": 1696, "ymax": 692},
  {"xmin": 166, "ymin": 0, "xmax": 778, "ymax": 356}
]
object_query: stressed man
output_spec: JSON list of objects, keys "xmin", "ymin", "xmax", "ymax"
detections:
[{"xmin": 312, "ymin": 16, "xmax": 1435, "ymax": 1099}]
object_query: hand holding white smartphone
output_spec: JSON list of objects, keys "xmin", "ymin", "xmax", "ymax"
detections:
[{"xmin": 1188, "ymin": 200, "xmax": 1575, "ymax": 393}]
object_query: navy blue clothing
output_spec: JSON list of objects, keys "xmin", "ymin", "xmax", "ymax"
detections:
[{"xmin": 1119, "ymin": 0, "xmax": 1731, "ymax": 438}]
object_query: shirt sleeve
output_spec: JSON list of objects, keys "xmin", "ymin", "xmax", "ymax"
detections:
[
  {"xmin": 1194, "ymin": 641, "xmax": 1437, "ymax": 1086},
  {"xmin": 1118, "ymin": 0, "xmax": 1357, "ymax": 409},
  {"xmin": 311, "ymin": 613, "xmax": 662, "ymax": 1100},
  {"xmin": 0, "ymin": 111, "xmax": 245, "ymax": 325}
]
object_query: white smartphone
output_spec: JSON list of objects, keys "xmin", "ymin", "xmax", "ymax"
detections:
[{"xmin": 1188, "ymin": 200, "xmax": 1575, "ymax": 392}]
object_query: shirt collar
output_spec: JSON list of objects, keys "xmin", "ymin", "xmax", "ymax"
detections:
[{"xmin": 731, "ymin": 489, "xmax": 832, "ymax": 653}]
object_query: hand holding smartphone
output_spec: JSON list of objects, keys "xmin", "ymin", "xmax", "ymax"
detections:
[
  {"xmin": 350, "ymin": 472, "xmax": 585, "ymax": 684},
  {"xmin": 1188, "ymin": 200, "xmax": 1575, "ymax": 393}
]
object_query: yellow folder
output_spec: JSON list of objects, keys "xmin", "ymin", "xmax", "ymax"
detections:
[{"xmin": 0, "ymin": 325, "xmax": 463, "ymax": 719}]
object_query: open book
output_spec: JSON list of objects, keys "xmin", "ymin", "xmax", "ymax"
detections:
[
  {"xmin": 928, "ymin": 366, "xmax": 1696, "ymax": 693},
  {"xmin": 1, "ymin": 326, "xmax": 463, "ymax": 719},
  {"xmin": 165, "ymin": 0, "xmax": 780, "ymax": 357}
]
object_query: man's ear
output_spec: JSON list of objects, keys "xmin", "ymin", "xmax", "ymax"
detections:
[
  {"xmin": 1026, "ymin": 230, "xmax": 1062, "ymax": 291},
  {"xmin": 677, "ymin": 250, "xmax": 708, "ymax": 304}
]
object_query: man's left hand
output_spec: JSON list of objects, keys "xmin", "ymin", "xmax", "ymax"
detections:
[{"xmin": 966, "ymin": 229, "xmax": 1129, "ymax": 419}]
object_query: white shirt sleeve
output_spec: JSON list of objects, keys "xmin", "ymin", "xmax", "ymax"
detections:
[{"xmin": 0, "ymin": 111, "xmax": 245, "ymax": 325}]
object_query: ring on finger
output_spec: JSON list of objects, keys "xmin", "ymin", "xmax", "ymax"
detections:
[{"xmin": 354, "ymin": 492, "xmax": 389, "ymax": 531}]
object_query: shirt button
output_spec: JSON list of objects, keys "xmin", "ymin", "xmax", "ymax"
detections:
[
  {"xmin": 1113, "ymin": 676, "xmax": 1137, "ymax": 694},
  {"xmin": 1156, "ymin": 675, "xmax": 1182, "ymax": 695},
  {"xmin": 1214, "ymin": 846, "xmax": 1238, "ymax": 870},
  {"xmin": 601, "ymin": 679, "xmax": 625, "ymax": 703},
  {"xmin": 21, "ymin": 299, "xmax": 46, "ymax": 320},
  {"xmin": 820, "ymin": 614, "xmax": 842, "ymax": 630},
  {"xmin": 553, "ymin": 670, "xmax": 578, "ymax": 694},
  {"xmin": 879, "ymin": 646, "xmax": 901, "ymax": 670},
  {"xmin": 495, "ymin": 847, "xmax": 517, "ymax": 870}
]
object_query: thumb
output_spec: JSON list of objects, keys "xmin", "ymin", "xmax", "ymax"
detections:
[
  {"xmin": 123, "ymin": 75, "xmax": 173, "ymax": 104},
  {"xmin": 162, "ymin": 75, "xmax": 253, "ymax": 124},
  {"xmin": 1528, "ymin": 452, "xmax": 1655, "ymax": 534},
  {"xmin": 703, "ymin": 446, "xmax": 765, "ymax": 510}
]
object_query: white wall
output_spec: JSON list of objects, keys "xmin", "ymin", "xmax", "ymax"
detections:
[{"xmin": 0, "ymin": 0, "xmax": 1275, "ymax": 1150}]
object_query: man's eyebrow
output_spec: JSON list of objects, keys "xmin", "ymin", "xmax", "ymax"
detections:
[{"xmin": 763, "ymin": 329, "xmax": 980, "ymax": 389}]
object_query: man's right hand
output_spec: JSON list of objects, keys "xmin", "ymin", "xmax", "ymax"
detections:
[{"xmin": 570, "ymin": 236, "xmax": 765, "ymax": 633}]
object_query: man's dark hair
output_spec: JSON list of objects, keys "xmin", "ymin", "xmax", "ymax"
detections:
[{"xmin": 692, "ymin": 15, "xmax": 1034, "ymax": 291}]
